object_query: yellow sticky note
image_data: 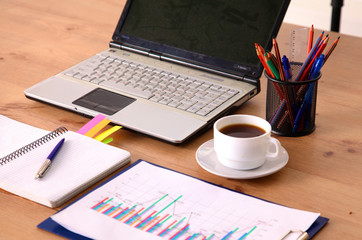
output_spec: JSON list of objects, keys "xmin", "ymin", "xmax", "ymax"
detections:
[
  {"xmin": 94, "ymin": 126, "xmax": 122, "ymax": 142},
  {"xmin": 84, "ymin": 119, "xmax": 111, "ymax": 138}
]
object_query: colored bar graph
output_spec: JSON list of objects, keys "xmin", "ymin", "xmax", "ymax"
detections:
[
  {"xmin": 140, "ymin": 216, "xmax": 160, "ymax": 230},
  {"xmin": 119, "ymin": 208, "xmax": 136, "ymax": 222},
  {"xmin": 186, "ymin": 233, "xmax": 200, "ymax": 240},
  {"xmin": 113, "ymin": 207, "xmax": 129, "ymax": 220},
  {"xmin": 158, "ymin": 220, "xmax": 178, "ymax": 237},
  {"xmin": 92, "ymin": 197, "xmax": 113, "ymax": 211},
  {"xmin": 91, "ymin": 194, "xmax": 259, "ymax": 239},
  {"xmin": 238, "ymin": 226, "xmax": 257, "ymax": 240},
  {"xmin": 91, "ymin": 197, "xmax": 108, "ymax": 209},
  {"xmin": 154, "ymin": 195, "xmax": 182, "ymax": 218},
  {"xmin": 169, "ymin": 224, "xmax": 190, "ymax": 240},
  {"xmin": 221, "ymin": 227, "xmax": 239, "ymax": 240},
  {"xmin": 147, "ymin": 214, "xmax": 172, "ymax": 233},
  {"xmin": 125, "ymin": 207, "xmax": 144, "ymax": 224},
  {"xmin": 206, "ymin": 234, "xmax": 215, "ymax": 240},
  {"xmin": 135, "ymin": 210, "xmax": 157, "ymax": 229},
  {"xmin": 104, "ymin": 203, "xmax": 123, "ymax": 216}
]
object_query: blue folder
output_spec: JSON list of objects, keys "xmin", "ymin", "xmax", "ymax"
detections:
[{"xmin": 38, "ymin": 159, "xmax": 328, "ymax": 239}]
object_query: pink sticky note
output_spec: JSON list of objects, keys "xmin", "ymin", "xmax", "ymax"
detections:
[{"xmin": 77, "ymin": 114, "xmax": 106, "ymax": 135}]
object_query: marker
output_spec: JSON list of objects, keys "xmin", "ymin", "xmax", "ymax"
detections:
[
  {"xmin": 282, "ymin": 55, "xmax": 292, "ymax": 80},
  {"xmin": 293, "ymin": 55, "xmax": 325, "ymax": 133},
  {"xmin": 265, "ymin": 53, "xmax": 280, "ymax": 79}
]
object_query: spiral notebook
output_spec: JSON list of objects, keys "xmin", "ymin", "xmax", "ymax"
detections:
[{"xmin": 0, "ymin": 115, "xmax": 131, "ymax": 208}]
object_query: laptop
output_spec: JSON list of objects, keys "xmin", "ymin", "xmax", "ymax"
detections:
[{"xmin": 25, "ymin": 0, "xmax": 290, "ymax": 143}]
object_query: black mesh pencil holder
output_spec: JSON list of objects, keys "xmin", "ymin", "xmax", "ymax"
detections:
[{"xmin": 265, "ymin": 64, "xmax": 321, "ymax": 137}]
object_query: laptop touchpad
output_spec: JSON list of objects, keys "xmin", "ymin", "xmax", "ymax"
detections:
[{"xmin": 72, "ymin": 88, "xmax": 136, "ymax": 115}]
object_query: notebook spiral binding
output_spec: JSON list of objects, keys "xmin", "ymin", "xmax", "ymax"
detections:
[{"xmin": 0, "ymin": 127, "xmax": 68, "ymax": 166}]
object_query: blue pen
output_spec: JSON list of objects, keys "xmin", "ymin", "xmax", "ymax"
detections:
[
  {"xmin": 293, "ymin": 55, "xmax": 325, "ymax": 133},
  {"xmin": 282, "ymin": 55, "xmax": 292, "ymax": 80},
  {"xmin": 310, "ymin": 54, "xmax": 325, "ymax": 80},
  {"xmin": 304, "ymin": 55, "xmax": 324, "ymax": 129},
  {"xmin": 292, "ymin": 85, "xmax": 314, "ymax": 133},
  {"xmin": 35, "ymin": 138, "xmax": 65, "ymax": 179}
]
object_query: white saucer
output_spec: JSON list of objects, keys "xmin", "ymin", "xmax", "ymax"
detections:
[{"xmin": 196, "ymin": 139, "xmax": 289, "ymax": 179}]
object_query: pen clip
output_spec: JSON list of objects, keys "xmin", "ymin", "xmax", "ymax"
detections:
[{"xmin": 280, "ymin": 230, "xmax": 309, "ymax": 240}]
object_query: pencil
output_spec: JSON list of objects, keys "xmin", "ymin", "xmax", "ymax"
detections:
[
  {"xmin": 294, "ymin": 31, "xmax": 324, "ymax": 82},
  {"xmin": 264, "ymin": 53, "xmax": 285, "ymax": 100},
  {"xmin": 272, "ymin": 39, "xmax": 286, "ymax": 82},
  {"xmin": 255, "ymin": 43, "xmax": 285, "ymax": 100},
  {"xmin": 268, "ymin": 52, "xmax": 279, "ymax": 70},
  {"xmin": 269, "ymin": 100, "xmax": 286, "ymax": 127},
  {"xmin": 308, "ymin": 25, "xmax": 314, "ymax": 54},
  {"xmin": 255, "ymin": 43, "xmax": 274, "ymax": 77},
  {"xmin": 299, "ymin": 36, "xmax": 329, "ymax": 82},
  {"xmin": 264, "ymin": 53, "xmax": 279, "ymax": 79},
  {"xmin": 324, "ymin": 36, "xmax": 340, "ymax": 64},
  {"xmin": 273, "ymin": 38, "xmax": 295, "ymax": 125},
  {"xmin": 255, "ymin": 43, "xmax": 266, "ymax": 55}
]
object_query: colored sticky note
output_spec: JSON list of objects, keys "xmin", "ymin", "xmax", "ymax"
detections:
[
  {"xmin": 101, "ymin": 138, "xmax": 113, "ymax": 144},
  {"xmin": 84, "ymin": 119, "xmax": 111, "ymax": 138},
  {"xmin": 94, "ymin": 126, "xmax": 122, "ymax": 142},
  {"xmin": 77, "ymin": 114, "xmax": 106, "ymax": 135}
]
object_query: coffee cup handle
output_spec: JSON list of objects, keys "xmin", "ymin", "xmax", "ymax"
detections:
[{"xmin": 266, "ymin": 137, "xmax": 282, "ymax": 159}]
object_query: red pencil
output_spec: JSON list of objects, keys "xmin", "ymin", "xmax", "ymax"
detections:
[
  {"xmin": 273, "ymin": 38, "xmax": 294, "ymax": 125},
  {"xmin": 255, "ymin": 43, "xmax": 274, "ymax": 77},
  {"xmin": 272, "ymin": 39, "xmax": 286, "ymax": 82},
  {"xmin": 307, "ymin": 25, "xmax": 314, "ymax": 54},
  {"xmin": 324, "ymin": 36, "xmax": 340, "ymax": 64},
  {"xmin": 299, "ymin": 36, "xmax": 329, "ymax": 81},
  {"xmin": 294, "ymin": 31, "xmax": 324, "ymax": 82}
]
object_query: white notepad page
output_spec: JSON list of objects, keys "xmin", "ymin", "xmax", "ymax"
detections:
[{"xmin": 0, "ymin": 115, "xmax": 131, "ymax": 207}]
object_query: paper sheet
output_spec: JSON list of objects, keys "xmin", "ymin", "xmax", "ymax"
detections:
[{"xmin": 51, "ymin": 161, "xmax": 319, "ymax": 240}]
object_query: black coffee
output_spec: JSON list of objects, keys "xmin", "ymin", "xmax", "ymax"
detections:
[{"xmin": 220, "ymin": 124, "xmax": 266, "ymax": 138}]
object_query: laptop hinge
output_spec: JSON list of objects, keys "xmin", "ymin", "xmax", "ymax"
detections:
[
  {"xmin": 109, "ymin": 41, "xmax": 121, "ymax": 49},
  {"xmin": 109, "ymin": 41, "xmax": 258, "ymax": 86},
  {"xmin": 161, "ymin": 55, "xmax": 249, "ymax": 82},
  {"xmin": 148, "ymin": 51, "xmax": 161, "ymax": 60},
  {"xmin": 110, "ymin": 41, "xmax": 161, "ymax": 60},
  {"xmin": 110, "ymin": 42, "xmax": 150, "ymax": 56}
]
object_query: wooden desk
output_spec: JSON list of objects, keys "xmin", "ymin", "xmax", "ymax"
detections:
[{"xmin": 1, "ymin": 0, "xmax": 362, "ymax": 239}]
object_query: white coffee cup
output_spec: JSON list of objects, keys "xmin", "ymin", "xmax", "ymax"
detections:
[{"xmin": 214, "ymin": 114, "xmax": 282, "ymax": 170}]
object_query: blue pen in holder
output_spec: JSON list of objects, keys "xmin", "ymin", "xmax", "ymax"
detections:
[{"xmin": 265, "ymin": 62, "xmax": 321, "ymax": 137}]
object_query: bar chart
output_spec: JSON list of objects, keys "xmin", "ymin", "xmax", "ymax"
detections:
[
  {"xmin": 50, "ymin": 161, "xmax": 319, "ymax": 240},
  {"xmin": 91, "ymin": 193, "xmax": 262, "ymax": 240},
  {"xmin": 87, "ymin": 166, "xmax": 280, "ymax": 240}
]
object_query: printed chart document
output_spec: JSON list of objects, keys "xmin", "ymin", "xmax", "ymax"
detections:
[{"xmin": 48, "ymin": 160, "xmax": 322, "ymax": 239}]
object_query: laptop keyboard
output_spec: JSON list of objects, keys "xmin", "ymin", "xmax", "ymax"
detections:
[{"xmin": 64, "ymin": 52, "xmax": 240, "ymax": 116}]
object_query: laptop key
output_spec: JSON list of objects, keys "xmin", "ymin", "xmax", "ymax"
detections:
[
  {"xmin": 168, "ymin": 100, "xmax": 181, "ymax": 108},
  {"xmin": 68, "ymin": 53, "xmax": 242, "ymax": 116},
  {"xmin": 187, "ymin": 105, "xmax": 200, "ymax": 113},
  {"xmin": 196, "ymin": 108, "xmax": 210, "ymax": 116},
  {"xmin": 100, "ymin": 80, "xmax": 153, "ymax": 99},
  {"xmin": 158, "ymin": 98, "xmax": 171, "ymax": 105},
  {"xmin": 177, "ymin": 103, "xmax": 191, "ymax": 111}
]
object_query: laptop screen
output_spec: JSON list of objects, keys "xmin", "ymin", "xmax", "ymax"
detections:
[{"xmin": 113, "ymin": 0, "xmax": 290, "ymax": 79}]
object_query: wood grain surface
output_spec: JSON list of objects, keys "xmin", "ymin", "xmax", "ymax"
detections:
[{"xmin": 1, "ymin": 0, "xmax": 362, "ymax": 239}]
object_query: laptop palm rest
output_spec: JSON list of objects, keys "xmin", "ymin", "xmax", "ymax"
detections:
[{"xmin": 25, "ymin": 76, "xmax": 205, "ymax": 143}]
